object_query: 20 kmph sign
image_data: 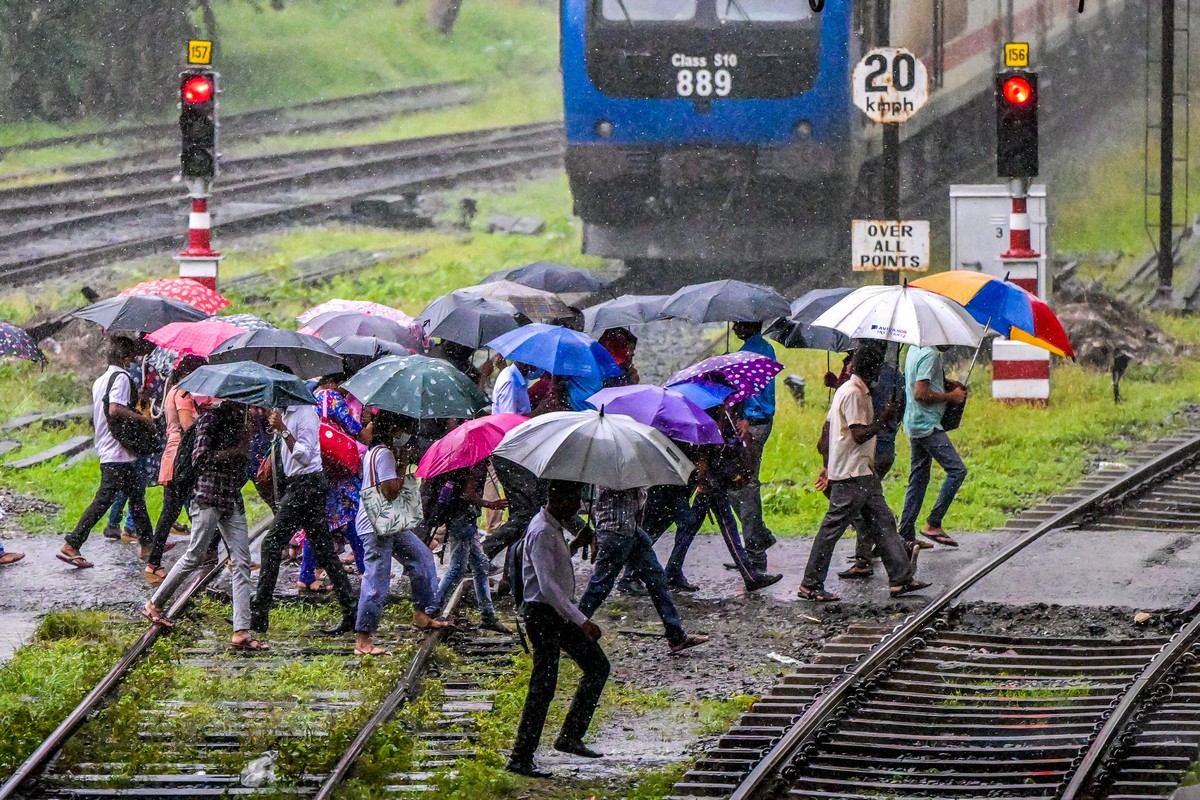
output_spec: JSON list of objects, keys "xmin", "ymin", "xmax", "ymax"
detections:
[{"xmin": 852, "ymin": 47, "xmax": 929, "ymax": 124}]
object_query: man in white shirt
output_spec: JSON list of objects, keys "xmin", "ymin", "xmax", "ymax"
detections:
[
  {"xmin": 508, "ymin": 481, "xmax": 609, "ymax": 779},
  {"xmin": 491, "ymin": 361, "xmax": 534, "ymax": 415},
  {"xmin": 59, "ymin": 337, "xmax": 156, "ymax": 569},
  {"xmin": 798, "ymin": 346, "xmax": 929, "ymax": 602},
  {"xmin": 250, "ymin": 400, "xmax": 357, "ymax": 636}
]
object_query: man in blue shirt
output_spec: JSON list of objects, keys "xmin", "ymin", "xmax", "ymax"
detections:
[{"xmin": 729, "ymin": 321, "xmax": 778, "ymax": 572}]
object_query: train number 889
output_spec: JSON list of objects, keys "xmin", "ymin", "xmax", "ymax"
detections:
[{"xmin": 676, "ymin": 69, "xmax": 733, "ymax": 98}]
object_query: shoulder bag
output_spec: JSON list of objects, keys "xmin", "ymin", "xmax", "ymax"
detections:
[
  {"xmin": 361, "ymin": 446, "xmax": 423, "ymax": 537},
  {"xmin": 104, "ymin": 371, "xmax": 160, "ymax": 456}
]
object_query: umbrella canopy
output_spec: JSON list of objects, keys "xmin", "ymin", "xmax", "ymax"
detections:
[
  {"xmin": 492, "ymin": 410, "xmax": 694, "ymax": 490},
  {"xmin": 766, "ymin": 288, "xmax": 856, "ymax": 351},
  {"xmin": 120, "ymin": 278, "xmax": 231, "ymax": 314},
  {"xmin": 666, "ymin": 351, "xmax": 783, "ymax": 405},
  {"xmin": 669, "ymin": 379, "xmax": 734, "ymax": 410},
  {"xmin": 583, "ymin": 294, "xmax": 670, "ymax": 335},
  {"xmin": 418, "ymin": 293, "xmax": 519, "ymax": 349},
  {"xmin": 910, "ymin": 270, "xmax": 1075, "ymax": 358},
  {"xmin": 219, "ymin": 313, "xmax": 275, "ymax": 332},
  {"xmin": 297, "ymin": 299, "xmax": 413, "ymax": 327},
  {"xmin": 324, "ymin": 335, "xmax": 410, "ymax": 359},
  {"xmin": 811, "ymin": 285, "xmax": 986, "ymax": 348},
  {"xmin": 458, "ymin": 281, "xmax": 574, "ymax": 322},
  {"xmin": 341, "ymin": 354, "xmax": 488, "ymax": 419},
  {"xmin": 415, "ymin": 413, "xmax": 529, "ymax": 479},
  {"xmin": 149, "ymin": 314, "xmax": 274, "ymax": 378},
  {"xmin": 301, "ymin": 311, "xmax": 421, "ymax": 351},
  {"xmin": 146, "ymin": 318, "xmax": 247, "ymax": 357},
  {"xmin": 484, "ymin": 262, "xmax": 611, "ymax": 295},
  {"xmin": 208, "ymin": 328, "xmax": 343, "ymax": 378},
  {"xmin": 587, "ymin": 385, "xmax": 722, "ymax": 445},
  {"xmin": 175, "ymin": 362, "xmax": 316, "ymax": 408},
  {"xmin": 72, "ymin": 295, "xmax": 209, "ymax": 334},
  {"xmin": 0, "ymin": 322, "xmax": 46, "ymax": 365},
  {"xmin": 660, "ymin": 280, "xmax": 790, "ymax": 323},
  {"xmin": 487, "ymin": 323, "xmax": 621, "ymax": 380}
]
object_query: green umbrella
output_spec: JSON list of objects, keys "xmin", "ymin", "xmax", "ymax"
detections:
[
  {"xmin": 175, "ymin": 362, "xmax": 316, "ymax": 409},
  {"xmin": 341, "ymin": 354, "xmax": 487, "ymax": 419}
]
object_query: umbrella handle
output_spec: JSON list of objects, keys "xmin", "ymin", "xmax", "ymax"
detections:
[{"xmin": 964, "ymin": 317, "xmax": 992, "ymax": 387}]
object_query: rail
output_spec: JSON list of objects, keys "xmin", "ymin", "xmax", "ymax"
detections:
[{"xmin": 728, "ymin": 431, "xmax": 1200, "ymax": 800}]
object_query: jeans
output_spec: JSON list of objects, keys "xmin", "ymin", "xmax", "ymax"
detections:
[
  {"xmin": 107, "ymin": 493, "xmax": 130, "ymax": 531},
  {"xmin": 428, "ymin": 517, "xmax": 493, "ymax": 619},
  {"xmin": 356, "ymin": 529, "xmax": 437, "ymax": 634},
  {"xmin": 579, "ymin": 527, "xmax": 686, "ymax": 645},
  {"xmin": 299, "ymin": 523, "xmax": 365, "ymax": 584},
  {"xmin": 727, "ymin": 420, "xmax": 777, "ymax": 567},
  {"xmin": 252, "ymin": 472, "xmax": 355, "ymax": 631},
  {"xmin": 802, "ymin": 474, "xmax": 914, "ymax": 591},
  {"xmin": 483, "ymin": 458, "xmax": 544, "ymax": 559},
  {"xmin": 148, "ymin": 480, "xmax": 190, "ymax": 568},
  {"xmin": 899, "ymin": 429, "xmax": 968, "ymax": 541},
  {"xmin": 511, "ymin": 601, "xmax": 609, "ymax": 764},
  {"xmin": 152, "ymin": 504, "xmax": 253, "ymax": 631},
  {"xmin": 666, "ymin": 490, "xmax": 761, "ymax": 587},
  {"xmin": 67, "ymin": 462, "xmax": 153, "ymax": 550}
]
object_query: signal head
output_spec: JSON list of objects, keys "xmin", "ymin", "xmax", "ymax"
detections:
[
  {"xmin": 1002, "ymin": 76, "xmax": 1033, "ymax": 105},
  {"xmin": 182, "ymin": 75, "xmax": 214, "ymax": 105}
]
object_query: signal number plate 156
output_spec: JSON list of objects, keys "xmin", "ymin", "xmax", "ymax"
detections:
[{"xmin": 672, "ymin": 53, "xmax": 735, "ymax": 98}]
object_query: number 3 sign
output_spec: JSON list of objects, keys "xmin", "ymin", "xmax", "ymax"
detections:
[{"xmin": 852, "ymin": 47, "xmax": 929, "ymax": 124}]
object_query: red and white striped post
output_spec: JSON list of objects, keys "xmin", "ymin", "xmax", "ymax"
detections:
[
  {"xmin": 992, "ymin": 178, "xmax": 1050, "ymax": 404},
  {"xmin": 174, "ymin": 180, "xmax": 221, "ymax": 291}
]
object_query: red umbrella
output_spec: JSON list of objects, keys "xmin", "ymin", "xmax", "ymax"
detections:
[
  {"xmin": 146, "ymin": 318, "xmax": 247, "ymax": 357},
  {"xmin": 122, "ymin": 278, "xmax": 231, "ymax": 314},
  {"xmin": 415, "ymin": 414, "xmax": 529, "ymax": 479}
]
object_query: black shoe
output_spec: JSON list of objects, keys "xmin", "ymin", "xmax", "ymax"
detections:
[
  {"xmin": 745, "ymin": 573, "xmax": 783, "ymax": 593},
  {"xmin": 668, "ymin": 576, "xmax": 699, "ymax": 592},
  {"xmin": 102, "ymin": 526, "xmax": 121, "ymax": 540},
  {"xmin": 321, "ymin": 615, "xmax": 355, "ymax": 636},
  {"xmin": 617, "ymin": 581, "xmax": 647, "ymax": 596},
  {"xmin": 554, "ymin": 737, "xmax": 603, "ymax": 758},
  {"xmin": 480, "ymin": 616, "xmax": 511, "ymax": 634},
  {"xmin": 505, "ymin": 758, "xmax": 552, "ymax": 778},
  {"xmin": 837, "ymin": 563, "xmax": 874, "ymax": 579}
]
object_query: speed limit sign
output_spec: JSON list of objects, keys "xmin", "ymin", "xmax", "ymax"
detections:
[{"xmin": 853, "ymin": 47, "xmax": 929, "ymax": 123}]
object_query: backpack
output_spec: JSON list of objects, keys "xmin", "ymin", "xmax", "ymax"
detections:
[
  {"xmin": 104, "ymin": 371, "xmax": 159, "ymax": 457},
  {"xmin": 507, "ymin": 537, "xmax": 526, "ymax": 611},
  {"xmin": 172, "ymin": 423, "xmax": 200, "ymax": 496}
]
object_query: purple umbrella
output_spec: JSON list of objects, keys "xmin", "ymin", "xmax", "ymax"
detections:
[
  {"xmin": 666, "ymin": 351, "xmax": 783, "ymax": 405},
  {"xmin": 587, "ymin": 385, "xmax": 723, "ymax": 445}
]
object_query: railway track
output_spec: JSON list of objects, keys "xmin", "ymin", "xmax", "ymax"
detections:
[
  {"xmin": 670, "ymin": 429, "xmax": 1200, "ymax": 800},
  {"xmin": 0, "ymin": 529, "xmax": 517, "ymax": 800},
  {"xmin": 0, "ymin": 121, "xmax": 563, "ymax": 287}
]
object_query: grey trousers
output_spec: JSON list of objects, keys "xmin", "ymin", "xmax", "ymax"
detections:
[
  {"xmin": 728, "ymin": 420, "xmax": 776, "ymax": 565},
  {"xmin": 802, "ymin": 474, "xmax": 913, "ymax": 591},
  {"xmin": 152, "ymin": 504, "xmax": 253, "ymax": 631}
]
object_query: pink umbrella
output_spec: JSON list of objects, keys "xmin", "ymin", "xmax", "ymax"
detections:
[
  {"xmin": 666, "ymin": 351, "xmax": 783, "ymax": 405},
  {"xmin": 297, "ymin": 299, "xmax": 413, "ymax": 327},
  {"xmin": 121, "ymin": 278, "xmax": 231, "ymax": 314},
  {"xmin": 415, "ymin": 414, "xmax": 529, "ymax": 479},
  {"xmin": 146, "ymin": 318, "xmax": 247, "ymax": 357}
]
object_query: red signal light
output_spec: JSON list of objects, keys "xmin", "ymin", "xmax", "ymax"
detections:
[
  {"xmin": 182, "ymin": 76, "xmax": 214, "ymax": 104},
  {"xmin": 1002, "ymin": 76, "xmax": 1032, "ymax": 105}
]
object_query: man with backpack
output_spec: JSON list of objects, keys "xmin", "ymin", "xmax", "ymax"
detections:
[{"xmin": 59, "ymin": 337, "xmax": 158, "ymax": 569}]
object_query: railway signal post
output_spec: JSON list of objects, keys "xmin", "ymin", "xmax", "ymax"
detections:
[{"xmin": 175, "ymin": 40, "xmax": 222, "ymax": 292}]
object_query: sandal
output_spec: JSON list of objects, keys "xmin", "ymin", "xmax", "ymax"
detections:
[
  {"xmin": 797, "ymin": 585, "xmax": 841, "ymax": 603},
  {"xmin": 296, "ymin": 580, "xmax": 331, "ymax": 594},
  {"xmin": 837, "ymin": 565, "xmax": 874, "ymax": 579},
  {"xmin": 921, "ymin": 528, "xmax": 958, "ymax": 547},
  {"xmin": 140, "ymin": 603, "xmax": 175, "ymax": 628},
  {"xmin": 144, "ymin": 565, "xmax": 167, "ymax": 579},
  {"xmin": 0, "ymin": 552, "xmax": 25, "ymax": 567},
  {"xmin": 354, "ymin": 645, "xmax": 391, "ymax": 656},
  {"xmin": 669, "ymin": 634, "xmax": 711, "ymax": 655},
  {"xmin": 56, "ymin": 551, "xmax": 93, "ymax": 570},
  {"xmin": 413, "ymin": 612, "xmax": 451, "ymax": 630},
  {"xmin": 890, "ymin": 580, "xmax": 932, "ymax": 598},
  {"xmin": 231, "ymin": 637, "xmax": 270, "ymax": 651}
]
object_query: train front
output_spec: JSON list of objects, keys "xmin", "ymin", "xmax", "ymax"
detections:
[{"xmin": 562, "ymin": 0, "xmax": 855, "ymax": 272}]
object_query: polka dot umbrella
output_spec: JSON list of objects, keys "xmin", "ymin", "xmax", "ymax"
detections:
[
  {"xmin": 665, "ymin": 351, "xmax": 783, "ymax": 405},
  {"xmin": 0, "ymin": 322, "xmax": 46, "ymax": 366},
  {"xmin": 121, "ymin": 278, "xmax": 231, "ymax": 314}
]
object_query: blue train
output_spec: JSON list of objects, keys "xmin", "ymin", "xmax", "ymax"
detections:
[{"xmin": 561, "ymin": 0, "xmax": 1129, "ymax": 272}]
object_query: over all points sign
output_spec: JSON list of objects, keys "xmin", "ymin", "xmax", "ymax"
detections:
[{"xmin": 852, "ymin": 220, "xmax": 930, "ymax": 271}]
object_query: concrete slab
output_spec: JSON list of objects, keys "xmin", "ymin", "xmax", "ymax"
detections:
[{"xmin": 0, "ymin": 611, "xmax": 39, "ymax": 664}]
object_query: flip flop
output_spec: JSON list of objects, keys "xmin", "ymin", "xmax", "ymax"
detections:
[
  {"xmin": 140, "ymin": 605, "xmax": 175, "ymax": 628},
  {"xmin": 921, "ymin": 529, "xmax": 959, "ymax": 547},
  {"xmin": 797, "ymin": 585, "xmax": 841, "ymax": 603},
  {"xmin": 0, "ymin": 552, "xmax": 25, "ymax": 567},
  {"xmin": 890, "ymin": 580, "xmax": 932, "ymax": 598},
  {"xmin": 353, "ymin": 645, "xmax": 391, "ymax": 656},
  {"xmin": 231, "ymin": 638, "xmax": 270, "ymax": 652},
  {"xmin": 56, "ymin": 552, "xmax": 93, "ymax": 569},
  {"xmin": 296, "ymin": 580, "xmax": 331, "ymax": 594}
]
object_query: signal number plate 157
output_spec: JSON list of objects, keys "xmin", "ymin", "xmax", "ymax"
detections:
[{"xmin": 673, "ymin": 53, "xmax": 735, "ymax": 98}]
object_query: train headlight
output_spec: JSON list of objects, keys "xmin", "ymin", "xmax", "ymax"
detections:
[
  {"xmin": 595, "ymin": 120, "xmax": 615, "ymax": 139},
  {"xmin": 793, "ymin": 120, "xmax": 813, "ymax": 139}
]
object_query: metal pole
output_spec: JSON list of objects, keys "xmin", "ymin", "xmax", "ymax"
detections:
[
  {"xmin": 1159, "ymin": 0, "xmax": 1176, "ymax": 291},
  {"xmin": 877, "ymin": 0, "xmax": 900, "ymax": 287}
]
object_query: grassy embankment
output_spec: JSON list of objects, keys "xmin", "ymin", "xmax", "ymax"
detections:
[{"xmin": 0, "ymin": 0, "xmax": 561, "ymax": 177}]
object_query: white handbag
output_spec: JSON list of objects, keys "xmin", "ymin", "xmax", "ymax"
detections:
[{"xmin": 360, "ymin": 447, "xmax": 422, "ymax": 536}]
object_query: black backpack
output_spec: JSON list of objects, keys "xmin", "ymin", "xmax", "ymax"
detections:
[
  {"xmin": 104, "ymin": 371, "xmax": 160, "ymax": 457},
  {"xmin": 172, "ymin": 423, "xmax": 200, "ymax": 496}
]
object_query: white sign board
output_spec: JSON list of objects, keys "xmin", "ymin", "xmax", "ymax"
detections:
[
  {"xmin": 852, "ymin": 220, "xmax": 930, "ymax": 271},
  {"xmin": 852, "ymin": 48, "xmax": 929, "ymax": 123}
]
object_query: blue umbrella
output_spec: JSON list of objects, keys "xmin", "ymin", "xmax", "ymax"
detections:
[
  {"xmin": 175, "ymin": 362, "xmax": 316, "ymax": 408},
  {"xmin": 669, "ymin": 380, "xmax": 734, "ymax": 410},
  {"xmin": 487, "ymin": 324, "xmax": 622, "ymax": 380}
]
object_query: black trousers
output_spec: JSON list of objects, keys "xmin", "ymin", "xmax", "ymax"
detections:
[
  {"xmin": 484, "ymin": 457, "xmax": 544, "ymax": 559},
  {"xmin": 148, "ymin": 479, "xmax": 190, "ymax": 568},
  {"xmin": 66, "ymin": 462, "xmax": 152, "ymax": 550},
  {"xmin": 251, "ymin": 471, "xmax": 355, "ymax": 631},
  {"xmin": 511, "ymin": 602, "xmax": 609, "ymax": 764}
]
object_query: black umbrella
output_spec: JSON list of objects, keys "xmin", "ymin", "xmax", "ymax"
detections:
[
  {"xmin": 582, "ymin": 294, "xmax": 670, "ymax": 334},
  {"xmin": 209, "ymin": 328, "xmax": 343, "ymax": 379},
  {"xmin": 301, "ymin": 311, "xmax": 422, "ymax": 351},
  {"xmin": 483, "ymin": 262, "xmax": 611, "ymax": 295},
  {"xmin": 660, "ymin": 280, "xmax": 790, "ymax": 323},
  {"xmin": 175, "ymin": 362, "xmax": 316, "ymax": 408},
  {"xmin": 418, "ymin": 293, "xmax": 519, "ymax": 349},
  {"xmin": 324, "ymin": 335, "xmax": 411, "ymax": 358},
  {"xmin": 71, "ymin": 295, "xmax": 209, "ymax": 334},
  {"xmin": 766, "ymin": 288, "xmax": 856, "ymax": 351}
]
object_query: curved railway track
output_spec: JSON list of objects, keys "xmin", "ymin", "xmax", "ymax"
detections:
[{"xmin": 670, "ymin": 429, "xmax": 1200, "ymax": 800}]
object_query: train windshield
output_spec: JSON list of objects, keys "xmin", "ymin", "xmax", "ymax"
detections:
[
  {"xmin": 601, "ymin": 0, "xmax": 697, "ymax": 21},
  {"xmin": 716, "ymin": 1, "xmax": 814, "ymax": 22}
]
